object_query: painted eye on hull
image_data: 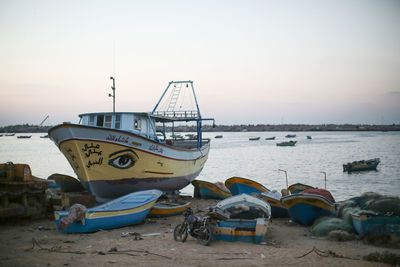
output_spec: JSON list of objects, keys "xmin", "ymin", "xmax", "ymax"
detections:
[{"xmin": 109, "ymin": 154, "xmax": 135, "ymax": 169}]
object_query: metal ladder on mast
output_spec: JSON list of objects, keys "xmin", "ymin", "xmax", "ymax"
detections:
[{"xmin": 166, "ymin": 83, "xmax": 182, "ymax": 112}]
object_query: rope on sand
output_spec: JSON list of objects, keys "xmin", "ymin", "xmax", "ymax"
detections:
[
  {"xmin": 26, "ymin": 238, "xmax": 85, "ymax": 254},
  {"xmin": 296, "ymin": 246, "xmax": 359, "ymax": 260}
]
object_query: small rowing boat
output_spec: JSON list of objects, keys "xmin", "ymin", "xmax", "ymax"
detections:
[
  {"xmin": 148, "ymin": 200, "xmax": 191, "ymax": 217},
  {"xmin": 192, "ymin": 180, "xmax": 232, "ymax": 199},
  {"xmin": 54, "ymin": 189, "xmax": 162, "ymax": 233},
  {"xmin": 225, "ymin": 177, "xmax": 269, "ymax": 196}
]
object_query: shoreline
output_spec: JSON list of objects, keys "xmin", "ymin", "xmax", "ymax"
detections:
[
  {"xmin": 0, "ymin": 198, "xmax": 398, "ymax": 267},
  {"xmin": 1, "ymin": 124, "xmax": 400, "ymax": 133}
]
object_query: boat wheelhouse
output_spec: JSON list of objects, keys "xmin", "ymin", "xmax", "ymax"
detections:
[{"xmin": 49, "ymin": 81, "xmax": 214, "ymax": 202}]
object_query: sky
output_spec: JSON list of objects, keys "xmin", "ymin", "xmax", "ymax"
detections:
[{"xmin": 1, "ymin": 0, "xmax": 399, "ymax": 126}]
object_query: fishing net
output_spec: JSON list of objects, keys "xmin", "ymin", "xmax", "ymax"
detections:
[
  {"xmin": 339, "ymin": 192, "xmax": 400, "ymax": 217},
  {"xmin": 311, "ymin": 216, "xmax": 354, "ymax": 237}
]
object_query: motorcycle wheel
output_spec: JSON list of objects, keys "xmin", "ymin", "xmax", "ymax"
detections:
[
  {"xmin": 197, "ymin": 224, "xmax": 213, "ymax": 246},
  {"xmin": 174, "ymin": 223, "xmax": 188, "ymax": 242}
]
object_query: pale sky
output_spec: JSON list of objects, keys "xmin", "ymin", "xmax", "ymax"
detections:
[{"xmin": 1, "ymin": 0, "xmax": 399, "ymax": 126}]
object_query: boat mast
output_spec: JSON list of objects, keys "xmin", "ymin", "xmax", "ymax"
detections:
[{"xmin": 109, "ymin": 76, "xmax": 116, "ymax": 113}]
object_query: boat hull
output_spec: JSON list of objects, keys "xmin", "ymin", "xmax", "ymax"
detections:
[
  {"xmin": 54, "ymin": 189, "xmax": 162, "ymax": 233},
  {"xmin": 351, "ymin": 214, "xmax": 400, "ymax": 237},
  {"xmin": 253, "ymin": 193, "xmax": 289, "ymax": 218},
  {"xmin": 148, "ymin": 201, "xmax": 191, "ymax": 217},
  {"xmin": 192, "ymin": 180, "xmax": 232, "ymax": 199},
  {"xmin": 225, "ymin": 177, "xmax": 269, "ymax": 196},
  {"xmin": 281, "ymin": 194, "xmax": 336, "ymax": 225},
  {"xmin": 49, "ymin": 124, "xmax": 209, "ymax": 201},
  {"xmin": 213, "ymin": 218, "xmax": 269, "ymax": 244}
]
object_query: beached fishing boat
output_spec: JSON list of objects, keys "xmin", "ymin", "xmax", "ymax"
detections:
[
  {"xmin": 225, "ymin": 177, "xmax": 269, "ymax": 196},
  {"xmin": 343, "ymin": 158, "xmax": 380, "ymax": 172},
  {"xmin": 192, "ymin": 180, "xmax": 232, "ymax": 199},
  {"xmin": 253, "ymin": 192, "xmax": 289, "ymax": 218},
  {"xmin": 287, "ymin": 183, "xmax": 315, "ymax": 194},
  {"xmin": 351, "ymin": 212, "xmax": 400, "ymax": 237},
  {"xmin": 54, "ymin": 189, "xmax": 162, "ymax": 233},
  {"xmin": 48, "ymin": 81, "xmax": 214, "ymax": 202},
  {"xmin": 281, "ymin": 188, "xmax": 336, "ymax": 225},
  {"xmin": 211, "ymin": 194, "xmax": 271, "ymax": 243},
  {"xmin": 148, "ymin": 200, "xmax": 191, "ymax": 217},
  {"xmin": 48, "ymin": 173, "xmax": 85, "ymax": 192},
  {"xmin": 276, "ymin": 141, "xmax": 296, "ymax": 147}
]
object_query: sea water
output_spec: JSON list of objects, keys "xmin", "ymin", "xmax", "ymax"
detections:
[{"xmin": 1, "ymin": 131, "xmax": 399, "ymax": 201}]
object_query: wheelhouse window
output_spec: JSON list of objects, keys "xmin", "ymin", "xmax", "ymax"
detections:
[
  {"xmin": 134, "ymin": 118, "xmax": 141, "ymax": 130},
  {"xmin": 89, "ymin": 115, "xmax": 95, "ymax": 126},
  {"xmin": 97, "ymin": 115, "xmax": 104, "ymax": 126},
  {"xmin": 104, "ymin": 115, "xmax": 112, "ymax": 128},
  {"xmin": 115, "ymin": 114, "xmax": 121, "ymax": 129}
]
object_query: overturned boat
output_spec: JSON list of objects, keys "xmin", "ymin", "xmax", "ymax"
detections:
[{"xmin": 48, "ymin": 81, "xmax": 214, "ymax": 202}]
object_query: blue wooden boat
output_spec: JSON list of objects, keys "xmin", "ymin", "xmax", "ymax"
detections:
[
  {"xmin": 343, "ymin": 158, "xmax": 380, "ymax": 172},
  {"xmin": 351, "ymin": 213, "xmax": 400, "ymax": 237},
  {"xmin": 281, "ymin": 189, "xmax": 336, "ymax": 225},
  {"xmin": 225, "ymin": 177, "xmax": 269, "ymax": 196},
  {"xmin": 54, "ymin": 189, "xmax": 162, "ymax": 233},
  {"xmin": 192, "ymin": 180, "xmax": 232, "ymax": 199},
  {"xmin": 253, "ymin": 192, "xmax": 289, "ymax": 218},
  {"xmin": 211, "ymin": 194, "xmax": 271, "ymax": 244}
]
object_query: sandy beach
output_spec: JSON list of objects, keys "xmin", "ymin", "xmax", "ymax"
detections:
[{"xmin": 0, "ymin": 198, "xmax": 398, "ymax": 267}]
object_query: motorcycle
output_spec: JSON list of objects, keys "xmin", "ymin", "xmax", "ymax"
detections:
[{"xmin": 173, "ymin": 208, "xmax": 213, "ymax": 246}]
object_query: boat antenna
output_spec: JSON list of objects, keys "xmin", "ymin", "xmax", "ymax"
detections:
[
  {"xmin": 109, "ymin": 76, "xmax": 115, "ymax": 113},
  {"xmin": 321, "ymin": 171, "xmax": 326, "ymax": 189},
  {"xmin": 278, "ymin": 169, "xmax": 288, "ymax": 189}
]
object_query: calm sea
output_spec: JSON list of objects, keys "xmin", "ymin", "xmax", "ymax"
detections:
[{"xmin": 1, "ymin": 131, "xmax": 399, "ymax": 201}]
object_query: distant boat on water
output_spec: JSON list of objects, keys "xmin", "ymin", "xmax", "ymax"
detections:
[
  {"xmin": 285, "ymin": 134, "xmax": 296, "ymax": 138},
  {"xmin": 307, "ymin": 136, "xmax": 312, "ymax": 140},
  {"xmin": 343, "ymin": 158, "xmax": 380, "ymax": 172},
  {"xmin": 265, "ymin": 136, "xmax": 275, "ymax": 140},
  {"xmin": 249, "ymin": 137, "xmax": 260, "ymax": 141},
  {"xmin": 215, "ymin": 135, "xmax": 223, "ymax": 139},
  {"xmin": 17, "ymin": 135, "xmax": 32, "ymax": 139},
  {"xmin": 5, "ymin": 133, "xmax": 15, "ymax": 136},
  {"xmin": 276, "ymin": 141, "xmax": 296, "ymax": 147}
]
